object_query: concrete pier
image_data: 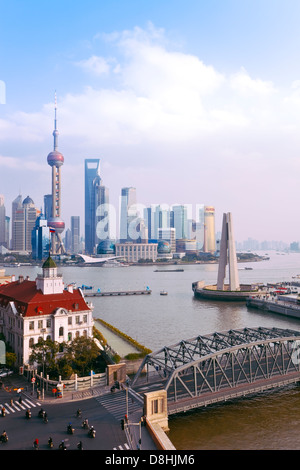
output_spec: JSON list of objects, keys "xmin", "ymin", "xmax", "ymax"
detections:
[{"xmin": 84, "ymin": 289, "xmax": 151, "ymax": 297}]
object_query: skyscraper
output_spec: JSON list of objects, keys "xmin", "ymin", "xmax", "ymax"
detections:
[
  {"xmin": 12, "ymin": 196, "xmax": 39, "ymax": 252},
  {"xmin": 172, "ymin": 205, "xmax": 188, "ymax": 240},
  {"xmin": 85, "ymin": 159, "xmax": 109, "ymax": 254},
  {"xmin": 0, "ymin": 195, "xmax": 6, "ymax": 247},
  {"xmin": 204, "ymin": 206, "xmax": 216, "ymax": 253},
  {"xmin": 46, "ymin": 94, "xmax": 65, "ymax": 255},
  {"xmin": 31, "ymin": 213, "xmax": 50, "ymax": 259},
  {"xmin": 120, "ymin": 187, "xmax": 137, "ymax": 242},
  {"xmin": 71, "ymin": 216, "xmax": 80, "ymax": 254},
  {"xmin": 11, "ymin": 194, "xmax": 22, "ymax": 250}
]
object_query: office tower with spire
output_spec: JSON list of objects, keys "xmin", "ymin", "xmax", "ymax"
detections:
[
  {"xmin": 46, "ymin": 94, "xmax": 65, "ymax": 255},
  {"xmin": 85, "ymin": 159, "xmax": 110, "ymax": 254}
]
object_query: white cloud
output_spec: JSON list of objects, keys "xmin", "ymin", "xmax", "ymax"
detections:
[
  {"xmin": 75, "ymin": 55, "xmax": 112, "ymax": 76},
  {"xmin": 230, "ymin": 67, "xmax": 277, "ymax": 96}
]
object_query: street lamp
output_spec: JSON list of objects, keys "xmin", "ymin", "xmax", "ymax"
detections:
[{"xmin": 41, "ymin": 328, "xmax": 46, "ymax": 399}]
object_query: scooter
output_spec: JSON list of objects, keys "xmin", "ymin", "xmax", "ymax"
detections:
[
  {"xmin": 25, "ymin": 409, "xmax": 31, "ymax": 419},
  {"xmin": 67, "ymin": 424, "xmax": 74, "ymax": 434},
  {"xmin": 88, "ymin": 427, "xmax": 96, "ymax": 438},
  {"xmin": 0, "ymin": 433, "xmax": 8, "ymax": 443},
  {"xmin": 82, "ymin": 419, "xmax": 89, "ymax": 429},
  {"xmin": 59, "ymin": 440, "xmax": 67, "ymax": 450}
]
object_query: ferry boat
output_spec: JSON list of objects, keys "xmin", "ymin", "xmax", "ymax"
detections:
[{"xmin": 160, "ymin": 290, "xmax": 168, "ymax": 296}]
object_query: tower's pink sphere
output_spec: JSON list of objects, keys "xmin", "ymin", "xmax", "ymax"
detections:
[{"xmin": 47, "ymin": 150, "xmax": 64, "ymax": 167}]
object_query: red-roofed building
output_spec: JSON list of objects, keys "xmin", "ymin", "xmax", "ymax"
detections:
[{"xmin": 0, "ymin": 256, "xmax": 93, "ymax": 365}]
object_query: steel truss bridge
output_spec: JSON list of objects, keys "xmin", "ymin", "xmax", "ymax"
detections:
[{"xmin": 132, "ymin": 327, "xmax": 300, "ymax": 415}]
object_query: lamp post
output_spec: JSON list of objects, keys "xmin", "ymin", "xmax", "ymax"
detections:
[{"xmin": 41, "ymin": 329, "xmax": 46, "ymax": 399}]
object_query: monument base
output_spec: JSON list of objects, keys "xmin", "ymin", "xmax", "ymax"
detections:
[{"xmin": 192, "ymin": 282, "xmax": 264, "ymax": 301}]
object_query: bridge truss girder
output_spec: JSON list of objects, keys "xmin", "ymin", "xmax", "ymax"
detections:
[
  {"xmin": 132, "ymin": 327, "xmax": 300, "ymax": 405},
  {"xmin": 166, "ymin": 337, "xmax": 300, "ymax": 404}
]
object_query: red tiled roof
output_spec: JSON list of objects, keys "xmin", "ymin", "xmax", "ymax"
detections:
[{"xmin": 0, "ymin": 280, "xmax": 90, "ymax": 317}]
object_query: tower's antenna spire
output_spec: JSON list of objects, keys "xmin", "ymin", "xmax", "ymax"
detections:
[{"xmin": 53, "ymin": 91, "xmax": 59, "ymax": 151}]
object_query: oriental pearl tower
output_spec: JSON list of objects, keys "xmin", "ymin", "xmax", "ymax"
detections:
[{"xmin": 47, "ymin": 94, "xmax": 65, "ymax": 255}]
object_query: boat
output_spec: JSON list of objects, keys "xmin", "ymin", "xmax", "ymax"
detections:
[
  {"xmin": 160, "ymin": 290, "xmax": 168, "ymax": 295},
  {"xmin": 154, "ymin": 269, "xmax": 184, "ymax": 272}
]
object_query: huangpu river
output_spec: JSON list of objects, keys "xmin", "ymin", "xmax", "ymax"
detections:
[{"xmin": 5, "ymin": 250, "xmax": 300, "ymax": 450}]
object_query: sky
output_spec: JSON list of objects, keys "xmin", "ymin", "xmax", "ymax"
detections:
[{"xmin": 1, "ymin": 0, "xmax": 300, "ymax": 244}]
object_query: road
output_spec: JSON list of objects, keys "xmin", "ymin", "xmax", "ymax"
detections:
[{"xmin": 0, "ymin": 376, "xmax": 134, "ymax": 451}]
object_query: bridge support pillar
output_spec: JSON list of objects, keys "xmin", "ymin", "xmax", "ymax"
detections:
[{"xmin": 144, "ymin": 390, "xmax": 169, "ymax": 431}]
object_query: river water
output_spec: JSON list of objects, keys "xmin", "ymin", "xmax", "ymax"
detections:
[{"xmin": 5, "ymin": 251, "xmax": 300, "ymax": 449}]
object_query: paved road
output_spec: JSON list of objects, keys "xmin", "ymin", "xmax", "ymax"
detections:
[{"xmin": 0, "ymin": 374, "xmax": 157, "ymax": 451}]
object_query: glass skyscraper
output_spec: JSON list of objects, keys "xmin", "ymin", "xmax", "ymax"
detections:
[
  {"xmin": 120, "ymin": 187, "xmax": 137, "ymax": 242},
  {"xmin": 84, "ymin": 159, "xmax": 109, "ymax": 254}
]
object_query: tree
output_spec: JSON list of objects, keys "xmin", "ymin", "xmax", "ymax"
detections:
[
  {"xmin": 65, "ymin": 336, "xmax": 100, "ymax": 377},
  {"xmin": 29, "ymin": 338, "xmax": 61, "ymax": 377}
]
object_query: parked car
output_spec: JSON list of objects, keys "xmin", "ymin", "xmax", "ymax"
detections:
[{"xmin": 0, "ymin": 369, "xmax": 13, "ymax": 378}]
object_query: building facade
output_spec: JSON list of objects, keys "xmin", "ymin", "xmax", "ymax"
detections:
[
  {"xmin": 12, "ymin": 196, "xmax": 40, "ymax": 252},
  {"xmin": 85, "ymin": 159, "xmax": 110, "ymax": 254},
  {"xmin": 204, "ymin": 206, "xmax": 216, "ymax": 253},
  {"xmin": 31, "ymin": 213, "xmax": 50, "ymax": 260},
  {"xmin": 120, "ymin": 187, "xmax": 138, "ymax": 243},
  {"xmin": 115, "ymin": 242, "xmax": 158, "ymax": 263},
  {"xmin": 0, "ymin": 256, "xmax": 93, "ymax": 365},
  {"xmin": 71, "ymin": 216, "xmax": 80, "ymax": 254}
]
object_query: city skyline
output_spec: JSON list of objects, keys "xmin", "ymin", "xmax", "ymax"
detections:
[{"xmin": 1, "ymin": 1, "xmax": 300, "ymax": 243}]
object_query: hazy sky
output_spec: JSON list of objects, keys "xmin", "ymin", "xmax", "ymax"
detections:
[{"xmin": 1, "ymin": 0, "xmax": 300, "ymax": 243}]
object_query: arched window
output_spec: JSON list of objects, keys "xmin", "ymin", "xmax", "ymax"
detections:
[
  {"xmin": 83, "ymin": 330, "xmax": 87, "ymax": 337},
  {"xmin": 59, "ymin": 326, "xmax": 64, "ymax": 337},
  {"xmin": 68, "ymin": 332, "xmax": 72, "ymax": 341},
  {"xmin": 75, "ymin": 331, "xmax": 80, "ymax": 338},
  {"xmin": 29, "ymin": 338, "xmax": 34, "ymax": 348}
]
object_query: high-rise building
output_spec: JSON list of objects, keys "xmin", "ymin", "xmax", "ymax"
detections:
[
  {"xmin": 31, "ymin": 213, "xmax": 50, "ymax": 259},
  {"xmin": 71, "ymin": 216, "xmax": 80, "ymax": 254},
  {"xmin": 204, "ymin": 206, "xmax": 215, "ymax": 253},
  {"xmin": 84, "ymin": 159, "xmax": 110, "ymax": 254},
  {"xmin": 12, "ymin": 196, "xmax": 40, "ymax": 252},
  {"xmin": 44, "ymin": 194, "xmax": 52, "ymax": 220},
  {"xmin": 120, "ymin": 187, "xmax": 137, "ymax": 242},
  {"xmin": 11, "ymin": 194, "xmax": 22, "ymax": 250},
  {"xmin": 172, "ymin": 205, "xmax": 188, "ymax": 240},
  {"xmin": 0, "ymin": 195, "xmax": 6, "ymax": 247},
  {"xmin": 46, "ymin": 94, "xmax": 65, "ymax": 255}
]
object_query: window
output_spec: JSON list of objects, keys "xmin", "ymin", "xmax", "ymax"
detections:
[
  {"xmin": 83, "ymin": 315, "xmax": 87, "ymax": 323},
  {"xmin": 68, "ymin": 317, "xmax": 72, "ymax": 325},
  {"xmin": 29, "ymin": 321, "xmax": 34, "ymax": 330},
  {"xmin": 46, "ymin": 318, "xmax": 51, "ymax": 328},
  {"xmin": 38, "ymin": 320, "xmax": 43, "ymax": 329},
  {"xmin": 151, "ymin": 398, "xmax": 164, "ymax": 415},
  {"xmin": 75, "ymin": 316, "xmax": 80, "ymax": 324},
  {"xmin": 29, "ymin": 338, "xmax": 34, "ymax": 347},
  {"xmin": 59, "ymin": 326, "xmax": 64, "ymax": 337},
  {"xmin": 68, "ymin": 332, "xmax": 72, "ymax": 341}
]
